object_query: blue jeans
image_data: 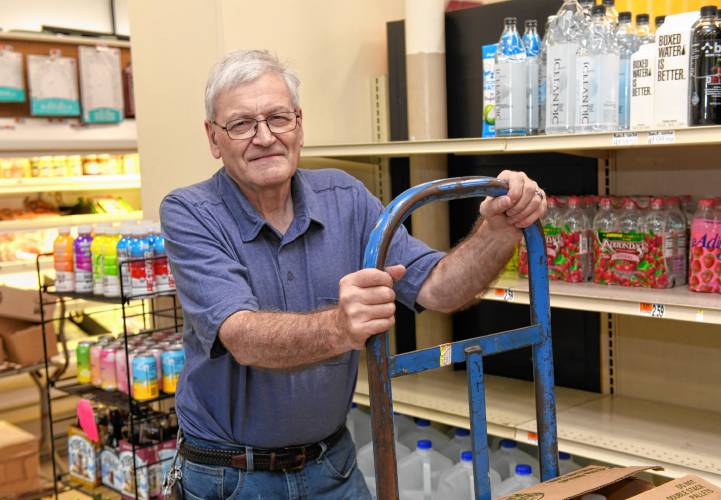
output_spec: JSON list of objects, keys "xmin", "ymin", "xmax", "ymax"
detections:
[{"xmin": 180, "ymin": 427, "xmax": 372, "ymax": 499}]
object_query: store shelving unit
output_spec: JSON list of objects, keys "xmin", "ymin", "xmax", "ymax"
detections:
[
  {"xmin": 0, "ymin": 175, "xmax": 141, "ymax": 195},
  {"xmin": 303, "ymin": 126, "xmax": 721, "ymax": 483},
  {"xmin": 0, "ymin": 211, "xmax": 143, "ymax": 232}
]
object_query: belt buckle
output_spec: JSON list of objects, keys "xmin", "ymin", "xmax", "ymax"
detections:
[{"xmin": 282, "ymin": 448, "xmax": 307, "ymax": 472}]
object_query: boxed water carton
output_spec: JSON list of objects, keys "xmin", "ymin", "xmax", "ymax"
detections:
[
  {"xmin": 482, "ymin": 43, "xmax": 497, "ymax": 138},
  {"xmin": 630, "ymin": 43, "xmax": 656, "ymax": 129},
  {"xmin": 653, "ymin": 11, "xmax": 700, "ymax": 128}
]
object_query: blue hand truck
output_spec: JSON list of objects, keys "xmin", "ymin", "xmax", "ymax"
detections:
[{"xmin": 362, "ymin": 176, "xmax": 559, "ymax": 500}]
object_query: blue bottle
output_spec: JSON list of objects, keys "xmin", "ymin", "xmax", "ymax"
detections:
[
  {"xmin": 116, "ymin": 224, "xmax": 133, "ymax": 296},
  {"xmin": 495, "ymin": 17, "xmax": 528, "ymax": 136},
  {"xmin": 523, "ymin": 19, "xmax": 542, "ymax": 135}
]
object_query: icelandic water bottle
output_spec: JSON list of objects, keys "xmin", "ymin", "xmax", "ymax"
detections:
[
  {"xmin": 397, "ymin": 440, "xmax": 453, "ymax": 499},
  {"xmin": 439, "ymin": 428, "xmax": 472, "ymax": 463},
  {"xmin": 490, "ymin": 439, "xmax": 538, "ymax": 480},
  {"xmin": 635, "ymin": 14, "xmax": 654, "ymax": 47},
  {"xmin": 559, "ymin": 451, "xmax": 581, "ymax": 475},
  {"xmin": 495, "ymin": 17, "xmax": 528, "ymax": 136},
  {"xmin": 538, "ymin": 16, "xmax": 555, "ymax": 134},
  {"xmin": 602, "ymin": 0, "xmax": 619, "ymax": 27},
  {"xmin": 435, "ymin": 451, "xmax": 502, "ymax": 500},
  {"xmin": 545, "ymin": 0, "xmax": 586, "ymax": 134},
  {"xmin": 496, "ymin": 464, "xmax": 540, "ymax": 496},
  {"xmin": 524, "ymin": 19, "xmax": 542, "ymax": 135},
  {"xmin": 579, "ymin": 0, "xmax": 594, "ymax": 20},
  {"xmin": 616, "ymin": 11, "xmax": 637, "ymax": 130}
]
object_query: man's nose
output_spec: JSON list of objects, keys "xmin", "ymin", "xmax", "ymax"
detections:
[{"xmin": 252, "ymin": 120, "xmax": 275, "ymax": 146}]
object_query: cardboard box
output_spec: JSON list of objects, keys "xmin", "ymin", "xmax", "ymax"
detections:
[
  {"xmin": 0, "ymin": 420, "xmax": 40, "ymax": 497},
  {"xmin": 0, "ymin": 318, "xmax": 57, "ymax": 365},
  {"xmin": 499, "ymin": 465, "xmax": 721, "ymax": 500},
  {"xmin": 630, "ymin": 43, "xmax": 656, "ymax": 130},
  {"xmin": 0, "ymin": 283, "xmax": 55, "ymax": 322},
  {"xmin": 653, "ymin": 11, "xmax": 700, "ymax": 128}
]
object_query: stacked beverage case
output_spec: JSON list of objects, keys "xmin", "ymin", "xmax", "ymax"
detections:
[{"xmin": 488, "ymin": 0, "xmax": 721, "ymax": 138}]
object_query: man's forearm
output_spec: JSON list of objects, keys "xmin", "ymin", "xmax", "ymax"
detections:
[
  {"xmin": 416, "ymin": 219, "xmax": 521, "ymax": 313},
  {"xmin": 219, "ymin": 308, "xmax": 348, "ymax": 370}
]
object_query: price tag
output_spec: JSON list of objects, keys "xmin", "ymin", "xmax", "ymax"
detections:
[
  {"xmin": 526, "ymin": 431, "xmax": 538, "ymax": 443},
  {"xmin": 696, "ymin": 309, "xmax": 704, "ymax": 322},
  {"xmin": 647, "ymin": 130, "xmax": 676, "ymax": 145},
  {"xmin": 439, "ymin": 343, "xmax": 452, "ymax": 367},
  {"xmin": 640, "ymin": 302, "xmax": 665, "ymax": 318},
  {"xmin": 612, "ymin": 132, "xmax": 639, "ymax": 146},
  {"xmin": 494, "ymin": 288, "xmax": 515, "ymax": 302}
]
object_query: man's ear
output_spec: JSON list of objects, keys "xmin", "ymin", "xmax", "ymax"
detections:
[
  {"xmin": 204, "ymin": 120, "xmax": 222, "ymax": 159},
  {"xmin": 297, "ymin": 108, "xmax": 304, "ymax": 148}
]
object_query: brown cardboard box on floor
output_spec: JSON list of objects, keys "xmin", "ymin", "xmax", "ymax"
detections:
[
  {"xmin": 0, "ymin": 420, "xmax": 40, "ymax": 497},
  {"xmin": 0, "ymin": 318, "xmax": 57, "ymax": 365},
  {"xmin": 0, "ymin": 283, "xmax": 55, "ymax": 322},
  {"xmin": 499, "ymin": 465, "xmax": 721, "ymax": 500}
]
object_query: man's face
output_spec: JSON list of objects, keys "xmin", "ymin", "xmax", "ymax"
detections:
[{"xmin": 205, "ymin": 72, "xmax": 304, "ymax": 192}]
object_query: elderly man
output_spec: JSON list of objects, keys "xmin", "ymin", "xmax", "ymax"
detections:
[{"xmin": 160, "ymin": 49, "xmax": 546, "ymax": 499}]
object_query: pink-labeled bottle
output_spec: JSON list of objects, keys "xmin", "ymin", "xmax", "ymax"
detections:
[{"xmin": 689, "ymin": 199, "xmax": 720, "ymax": 293}]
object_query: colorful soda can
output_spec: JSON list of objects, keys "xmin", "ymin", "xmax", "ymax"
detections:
[
  {"xmin": 76, "ymin": 341, "xmax": 93, "ymax": 384},
  {"xmin": 115, "ymin": 346, "xmax": 129, "ymax": 394},
  {"xmin": 132, "ymin": 354, "xmax": 158, "ymax": 401},
  {"xmin": 161, "ymin": 347, "xmax": 184, "ymax": 394},
  {"xmin": 90, "ymin": 342, "xmax": 104, "ymax": 387},
  {"xmin": 99, "ymin": 345, "xmax": 117, "ymax": 391},
  {"xmin": 147, "ymin": 347, "xmax": 164, "ymax": 386}
]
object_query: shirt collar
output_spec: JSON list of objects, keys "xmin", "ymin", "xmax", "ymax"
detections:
[{"xmin": 217, "ymin": 168, "xmax": 325, "ymax": 243}]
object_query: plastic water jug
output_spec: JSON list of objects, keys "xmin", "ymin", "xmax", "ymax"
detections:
[
  {"xmin": 559, "ymin": 451, "xmax": 581, "ymax": 475},
  {"xmin": 347, "ymin": 403, "xmax": 372, "ymax": 449},
  {"xmin": 490, "ymin": 439, "xmax": 538, "ymax": 480},
  {"xmin": 357, "ymin": 439, "xmax": 411, "ymax": 485},
  {"xmin": 439, "ymin": 428, "xmax": 472, "ymax": 463},
  {"xmin": 399, "ymin": 419, "xmax": 451, "ymax": 452},
  {"xmin": 398, "ymin": 440, "xmax": 453, "ymax": 500},
  {"xmin": 496, "ymin": 464, "xmax": 539, "ymax": 496},
  {"xmin": 435, "ymin": 450, "xmax": 501, "ymax": 500}
]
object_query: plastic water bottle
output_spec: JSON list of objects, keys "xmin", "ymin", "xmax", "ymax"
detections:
[
  {"xmin": 399, "ymin": 419, "xmax": 451, "ymax": 452},
  {"xmin": 54, "ymin": 227, "xmax": 75, "ymax": 292},
  {"xmin": 538, "ymin": 16, "xmax": 555, "ymax": 134},
  {"xmin": 495, "ymin": 17, "xmax": 528, "ymax": 136},
  {"xmin": 576, "ymin": 5, "xmax": 620, "ymax": 132},
  {"xmin": 439, "ymin": 428, "xmax": 472, "ymax": 463},
  {"xmin": 666, "ymin": 197, "xmax": 688, "ymax": 285},
  {"xmin": 602, "ymin": 0, "xmax": 619, "ymax": 27},
  {"xmin": 398, "ymin": 440, "xmax": 453, "ymax": 499},
  {"xmin": 152, "ymin": 223, "xmax": 175, "ymax": 292},
  {"xmin": 563, "ymin": 196, "xmax": 593, "ymax": 282},
  {"xmin": 90, "ymin": 225, "xmax": 108, "ymax": 295},
  {"xmin": 635, "ymin": 14, "xmax": 654, "ymax": 47},
  {"xmin": 496, "ymin": 464, "xmax": 539, "ymax": 496},
  {"xmin": 579, "ymin": 0, "xmax": 594, "ymax": 20},
  {"xmin": 103, "ymin": 225, "xmax": 121, "ymax": 297},
  {"xmin": 357, "ymin": 439, "xmax": 412, "ymax": 494},
  {"xmin": 74, "ymin": 225, "xmax": 93, "ymax": 294},
  {"xmin": 690, "ymin": 5, "xmax": 721, "ymax": 126},
  {"xmin": 616, "ymin": 11, "xmax": 637, "ymax": 130},
  {"xmin": 435, "ymin": 450, "xmax": 502, "ymax": 500},
  {"xmin": 490, "ymin": 439, "xmax": 538, "ymax": 481},
  {"xmin": 523, "ymin": 19, "xmax": 542, "ymax": 135},
  {"xmin": 645, "ymin": 197, "xmax": 674, "ymax": 288},
  {"xmin": 559, "ymin": 451, "xmax": 581, "ymax": 475},
  {"xmin": 116, "ymin": 224, "xmax": 133, "ymax": 297},
  {"xmin": 689, "ymin": 199, "xmax": 720, "ymax": 293},
  {"xmin": 655, "ymin": 15, "xmax": 666, "ymax": 31},
  {"xmin": 347, "ymin": 403, "xmax": 372, "ymax": 450}
]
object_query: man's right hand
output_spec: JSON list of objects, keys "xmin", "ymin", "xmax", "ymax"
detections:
[{"xmin": 335, "ymin": 265, "xmax": 406, "ymax": 350}]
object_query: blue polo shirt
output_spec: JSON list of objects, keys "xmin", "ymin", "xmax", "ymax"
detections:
[{"xmin": 160, "ymin": 167, "xmax": 444, "ymax": 448}]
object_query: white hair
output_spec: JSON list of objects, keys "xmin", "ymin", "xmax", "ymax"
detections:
[{"xmin": 204, "ymin": 50, "xmax": 300, "ymax": 122}]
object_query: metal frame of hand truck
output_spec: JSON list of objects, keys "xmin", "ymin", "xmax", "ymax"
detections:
[{"xmin": 363, "ymin": 176, "xmax": 559, "ymax": 500}]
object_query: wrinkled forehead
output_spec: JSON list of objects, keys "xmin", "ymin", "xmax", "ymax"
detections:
[{"xmin": 214, "ymin": 72, "xmax": 294, "ymax": 121}]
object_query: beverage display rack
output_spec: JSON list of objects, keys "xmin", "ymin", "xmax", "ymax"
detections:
[{"xmin": 36, "ymin": 252, "xmax": 183, "ymax": 499}]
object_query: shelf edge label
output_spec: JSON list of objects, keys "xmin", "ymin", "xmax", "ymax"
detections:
[
  {"xmin": 640, "ymin": 302, "xmax": 665, "ymax": 318},
  {"xmin": 647, "ymin": 130, "xmax": 676, "ymax": 145},
  {"xmin": 612, "ymin": 132, "xmax": 639, "ymax": 146}
]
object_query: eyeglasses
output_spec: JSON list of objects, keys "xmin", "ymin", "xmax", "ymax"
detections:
[{"xmin": 213, "ymin": 111, "xmax": 300, "ymax": 140}]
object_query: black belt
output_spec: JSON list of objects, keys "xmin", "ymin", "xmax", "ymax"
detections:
[{"xmin": 179, "ymin": 426, "xmax": 346, "ymax": 472}]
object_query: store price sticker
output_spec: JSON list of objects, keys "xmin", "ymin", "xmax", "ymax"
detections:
[
  {"xmin": 494, "ymin": 288, "xmax": 515, "ymax": 302},
  {"xmin": 647, "ymin": 130, "xmax": 676, "ymax": 145},
  {"xmin": 612, "ymin": 132, "xmax": 639, "ymax": 146},
  {"xmin": 639, "ymin": 302, "xmax": 665, "ymax": 318},
  {"xmin": 516, "ymin": 431, "xmax": 538, "ymax": 444},
  {"xmin": 696, "ymin": 309, "xmax": 704, "ymax": 322}
]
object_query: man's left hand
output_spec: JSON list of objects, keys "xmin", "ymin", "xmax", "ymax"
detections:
[{"xmin": 479, "ymin": 170, "xmax": 547, "ymax": 230}]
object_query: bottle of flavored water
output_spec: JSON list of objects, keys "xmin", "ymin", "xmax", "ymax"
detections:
[
  {"xmin": 129, "ymin": 226, "xmax": 154, "ymax": 296},
  {"xmin": 524, "ymin": 19, "xmax": 542, "ymax": 135},
  {"xmin": 562, "ymin": 196, "xmax": 593, "ymax": 282},
  {"xmin": 545, "ymin": 0, "xmax": 586, "ymax": 135},
  {"xmin": 616, "ymin": 11, "xmax": 637, "ymax": 130},
  {"xmin": 495, "ymin": 17, "xmax": 529, "ymax": 136},
  {"xmin": 644, "ymin": 197, "xmax": 674, "ymax": 288},
  {"xmin": 496, "ymin": 464, "xmax": 540, "ymax": 496},
  {"xmin": 689, "ymin": 199, "xmax": 720, "ymax": 293},
  {"xmin": 519, "ymin": 196, "xmax": 563, "ymax": 279},
  {"xmin": 666, "ymin": 197, "xmax": 688, "ymax": 286},
  {"xmin": 690, "ymin": 5, "xmax": 721, "ymax": 126},
  {"xmin": 397, "ymin": 439, "xmax": 453, "ymax": 497},
  {"xmin": 116, "ymin": 224, "xmax": 133, "ymax": 297},
  {"xmin": 436, "ymin": 451, "xmax": 502, "ymax": 500},
  {"xmin": 74, "ymin": 225, "xmax": 94, "ymax": 293},
  {"xmin": 602, "ymin": 0, "xmax": 619, "ymax": 27},
  {"xmin": 151, "ymin": 222, "xmax": 174, "ymax": 292},
  {"xmin": 53, "ymin": 227, "xmax": 75, "ymax": 292},
  {"xmin": 635, "ymin": 14, "xmax": 654, "ymax": 47},
  {"xmin": 103, "ymin": 225, "xmax": 122, "ymax": 297},
  {"xmin": 592, "ymin": 196, "xmax": 617, "ymax": 284},
  {"xmin": 538, "ymin": 16, "xmax": 555, "ymax": 134},
  {"xmin": 90, "ymin": 225, "xmax": 108, "ymax": 295},
  {"xmin": 576, "ymin": 5, "xmax": 620, "ymax": 132},
  {"xmin": 439, "ymin": 428, "xmax": 472, "ymax": 463}
]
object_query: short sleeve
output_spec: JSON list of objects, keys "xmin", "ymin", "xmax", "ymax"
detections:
[
  {"xmin": 160, "ymin": 195, "xmax": 259, "ymax": 358},
  {"xmin": 359, "ymin": 185, "xmax": 445, "ymax": 312}
]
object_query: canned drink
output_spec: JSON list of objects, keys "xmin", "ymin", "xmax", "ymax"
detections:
[
  {"xmin": 147, "ymin": 347, "xmax": 164, "ymax": 385},
  {"xmin": 90, "ymin": 343, "xmax": 104, "ymax": 387},
  {"xmin": 76, "ymin": 341, "xmax": 94, "ymax": 384},
  {"xmin": 99, "ymin": 345, "xmax": 117, "ymax": 391},
  {"xmin": 132, "ymin": 354, "xmax": 158, "ymax": 401},
  {"xmin": 161, "ymin": 347, "xmax": 184, "ymax": 394},
  {"xmin": 115, "ymin": 347, "xmax": 129, "ymax": 394}
]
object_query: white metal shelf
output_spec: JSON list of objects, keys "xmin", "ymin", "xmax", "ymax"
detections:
[
  {"xmin": 479, "ymin": 277, "xmax": 721, "ymax": 325},
  {"xmin": 0, "ymin": 31, "xmax": 130, "ymax": 48},
  {"xmin": 0, "ymin": 211, "xmax": 142, "ymax": 232},
  {"xmin": 353, "ymin": 363, "xmax": 721, "ymax": 484},
  {"xmin": 301, "ymin": 126, "xmax": 721, "ymax": 160},
  {"xmin": 0, "ymin": 175, "xmax": 141, "ymax": 195}
]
